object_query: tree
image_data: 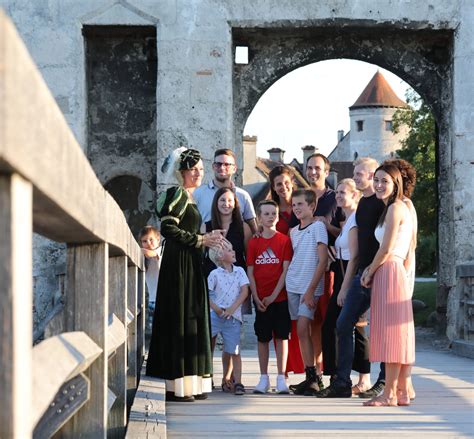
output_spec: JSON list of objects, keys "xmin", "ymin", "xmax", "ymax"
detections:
[
  {"xmin": 392, "ymin": 89, "xmax": 437, "ymax": 274},
  {"xmin": 392, "ymin": 89, "xmax": 437, "ymax": 236}
]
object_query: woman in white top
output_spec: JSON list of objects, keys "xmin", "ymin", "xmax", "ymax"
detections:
[
  {"xmin": 384, "ymin": 158, "xmax": 418, "ymax": 401},
  {"xmin": 361, "ymin": 163, "xmax": 415, "ymax": 407},
  {"xmin": 322, "ymin": 179, "xmax": 371, "ymax": 392}
]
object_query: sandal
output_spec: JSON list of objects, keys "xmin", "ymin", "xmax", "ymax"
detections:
[
  {"xmin": 363, "ymin": 395, "xmax": 398, "ymax": 407},
  {"xmin": 221, "ymin": 378, "xmax": 234, "ymax": 393},
  {"xmin": 234, "ymin": 383, "xmax": 245, "ymax": 395},
  {"xmin": 352, "ymin": 383, "xmax": 371, "ymax": 395}
]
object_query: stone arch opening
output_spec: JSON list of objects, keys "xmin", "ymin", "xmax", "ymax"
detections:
[
  {"xmin": 233, "ymin": 24, "xmax": 454, "ymax": 328},
  {"xmin": 104, "ymin": 174, "xmax": 156, "ymax": 237}
]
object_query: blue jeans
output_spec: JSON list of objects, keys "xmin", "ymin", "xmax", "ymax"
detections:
[{"xmin": 335, "ymin": 273, "xmax": 385, "ymax": 387}]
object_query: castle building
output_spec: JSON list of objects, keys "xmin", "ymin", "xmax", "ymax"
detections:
[
  {"xmin": 328, "ymin": 71, "xmax": 409, "ymax": 165},
  {"xmin": 243, "ymin": 70, "xmax": 410, "ymax": 196}
]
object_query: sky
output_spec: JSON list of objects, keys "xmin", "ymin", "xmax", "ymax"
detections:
[{"xmin": 243, "ymin": 59, "xmax": 411, "ymax": 163}]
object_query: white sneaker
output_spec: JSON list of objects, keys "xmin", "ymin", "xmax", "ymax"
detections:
[
  {"xmin": 253, "ymin": 374, "xmax": 270, "ymax": 394},
  {"xmin": 276, "ymin": 374, "xmax": 289, "ymax": 394}
]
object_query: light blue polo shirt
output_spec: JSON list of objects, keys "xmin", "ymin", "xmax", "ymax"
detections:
[{"xmin": 193, "ymin": 180, "xmax": 256, "ymax": 223}]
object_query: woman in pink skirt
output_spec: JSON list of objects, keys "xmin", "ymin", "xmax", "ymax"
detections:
[{"xmin": 361, "ymin": 163, "xmax": 415, "ymax": 407}]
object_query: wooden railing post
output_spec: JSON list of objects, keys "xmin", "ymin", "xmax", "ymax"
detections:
[
  {"xmin": 127, "ymin": 265, "xmax": 138, "ymax": 410},
  {"xmin": 136, "ymin": 269, "xmax": 146, "ymax": 370},
  {"xmin": 58, "ymin": 243, "xmax": 109, "ymax": 438},
  {"xmin": 108, "ymin": 256, "xmax": 127, "ymax": 438},
  {"xmin": 0, "ymin": 174, "xmax": 33, "ymax": 439}
]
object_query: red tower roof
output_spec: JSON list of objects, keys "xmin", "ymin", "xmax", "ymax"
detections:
[{"xmin": 350, "ymin": 71, "xmax": 407, "ymax": 110}]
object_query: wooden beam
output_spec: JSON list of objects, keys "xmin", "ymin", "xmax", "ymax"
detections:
[
  {"xmin": 127, "ymin": 266, "xmax": 138, "ymax": 410},
  {"xmin": 108, "ymin": 256, "xmax": 127, "ymax": 438},
  {"xmin": 0, "ymin": 11, "xmax": 143, "ymax": 270},
  {"xmin": 33, "ymin": 373, "xmax": 90, "ymax": 439},
  {"xmin": 58, "ymin": 243, "xmax": 108, "ymax": 438},
  {"xmin": 32, "ymin": 332, "xmax": 102, "ymax": 427},
  {"xmin": 136, "ymin": 270, "xmax": 146, "ymax": 373},
  {"xmin": 0, "ymin": 173, "xmax": 33, "ymax": 439}
]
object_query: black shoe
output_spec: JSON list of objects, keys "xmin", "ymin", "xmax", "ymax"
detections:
[
  {"xmin": 303, "ymin": 381, "xmax": 322, "ymax": 396},
  {"xmin": 165, "ymin": 391, "xmax": 195, "ymax": 402},
  {"xmin": 314, "ymin": 384, "xmax": 352, "ymax": 398},
  {"xmin": 316, "ymin": 374, "xmax": 325, "ymax": 391},
  {"xmin": 194, "ymin": 393, "xmax": 208, "ymax": 400},
  {"xmin": 292, "ymin": 379, "xmax": 310, "ymax": 395},
  {"xmin": 358, "ymin": 380, "xmax": 385, "ymax": 399},
  {"xmin": 289, "ymin": 378, "xmax": 307, "ymax": 393}
]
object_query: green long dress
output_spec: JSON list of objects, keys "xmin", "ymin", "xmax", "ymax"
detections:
[{"xmin": 146, "ymin": 187, "xmax": 212, "ymax": 396}]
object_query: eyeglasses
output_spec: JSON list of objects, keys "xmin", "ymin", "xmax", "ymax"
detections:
[{"xmin": 213, "ymin": 162, "xmax": 234, "ymax": 169}]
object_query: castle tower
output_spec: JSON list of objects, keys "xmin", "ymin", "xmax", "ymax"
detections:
[{"xmin": 349, "ymin": 71, "xmax": 408, "ymax": 162}]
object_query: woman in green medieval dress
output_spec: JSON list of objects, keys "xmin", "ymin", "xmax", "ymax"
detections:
[{"xmin": 146, "ymin": 148, "xmax": 224, "ymax": 402}]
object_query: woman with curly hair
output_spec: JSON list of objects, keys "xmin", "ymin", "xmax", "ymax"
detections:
[{"xmin": 361, "ymin": 163, "xmax": 415, "ymax": 407}]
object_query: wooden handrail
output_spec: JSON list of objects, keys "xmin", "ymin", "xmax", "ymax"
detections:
[
  {"xmin": 0, "ymin": 10, "xmax": 143, "ymax": 270},
  {"xmin": 0, "ymin": 10, "xmax": 147, "ymax": 438}
]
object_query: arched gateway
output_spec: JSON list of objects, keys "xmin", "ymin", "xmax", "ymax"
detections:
[
  {"xmin": 3, "ymin": 1, "xmax": 473, "ymax": 351},
  {"xmin": 232, "ymin": 24, "xmax": 458, "ymax": 336}
]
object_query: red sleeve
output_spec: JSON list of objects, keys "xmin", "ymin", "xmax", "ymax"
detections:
[
  {"xmin": 282, "ymin": 235, "xmax": 293, "ymax": 261},
  {"xmin": 246, "ymin": 238, "xmax": 257, "ymax": 266}
]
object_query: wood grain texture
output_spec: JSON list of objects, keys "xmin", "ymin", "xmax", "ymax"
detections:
[
  {"xmin": 108, "ymin": 255, "xmax": 128, "ymax": 438},
  {"xmin": 58, "ymin": 243, "xmax": 108, "ymax": 438},
  {"xmin": 0, "ymin": 174, "xmax": 33, "ymax": 439}
]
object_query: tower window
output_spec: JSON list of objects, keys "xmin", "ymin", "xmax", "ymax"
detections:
[
  {"xmin": 356, "ymin": 120, "xmax": 364, "ymax": 132},
  {"xmin": 385, "ymin": 120, "xmax": 393, "ymax": 131}
]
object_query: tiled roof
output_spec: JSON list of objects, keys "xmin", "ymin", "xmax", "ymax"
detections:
[{"xmin": 350, "ymin": 71, "xmax": 407, "ymax": 109}]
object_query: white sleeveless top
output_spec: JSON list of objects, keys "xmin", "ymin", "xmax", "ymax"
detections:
[
  {"xmin": 335, "ymin": 211, "xmax": 357, "ymax": 261},
  {"xmin": 374, "ymin": 203, "xmax": 413, "ymax": 260}
]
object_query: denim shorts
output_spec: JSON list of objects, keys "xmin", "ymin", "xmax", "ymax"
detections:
[
  {"xmin": 210, "ymin": 311, "xmax": 242, "ymax": 355},
  {"xmin": 287, "ymin": 291, "xmax": 318, "ymax": 320}
]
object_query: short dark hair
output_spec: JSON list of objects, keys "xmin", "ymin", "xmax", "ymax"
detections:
[
  {"xmin": 306, "ymin": 153, "xmax": 330, "ymax": 171},
  {"xmin": 292, "ymin": 189, "xmax": 317, "ymax": 207},
  {"xmin": 138, "ymin": 225, "xmax": 160, "ymax": 240},
  {"xmin": 214, "ymin": 148, "xmax": 236, "ymax": 161},
  {"xmin": 257, "ymin": 199, "xmax": 279, "ymax": 216}
]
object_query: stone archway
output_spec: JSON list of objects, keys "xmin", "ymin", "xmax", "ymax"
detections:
[
  {"xmin": 232, "ymin": 24, "xmax": 454, "ymax": 329},
  {"xmin": 104, "ymin": 175, "xmax": 156, "ymax": 237}
]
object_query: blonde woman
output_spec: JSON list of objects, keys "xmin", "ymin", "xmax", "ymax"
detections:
[{"xmin": 321, "ymin": 179, "xmax": 371, "ymax": 394}]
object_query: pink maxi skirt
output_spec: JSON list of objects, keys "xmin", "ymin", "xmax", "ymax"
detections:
[{"xmin": 369, "ymin": 257, "xmax": 415, "ymax": 365}]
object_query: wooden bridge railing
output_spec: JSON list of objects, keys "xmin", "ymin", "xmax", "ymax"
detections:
[{"xmin": 0, "ymin": 10, "xmax": 146, "ymax": 438}]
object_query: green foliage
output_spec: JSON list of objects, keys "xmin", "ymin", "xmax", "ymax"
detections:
[
  {"xmin": 413, "ymin": 281, "xmax": 437, "ymax": 327},
  {"xmin": 392, "ymin": 90, "xmax": 437, "ymax": 237},
  {"xmin": 416, "ymin": 233, "xmax": 437, "ymax": 275}
]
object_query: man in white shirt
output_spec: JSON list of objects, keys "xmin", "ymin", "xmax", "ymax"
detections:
[{"xmin": 193, "ymin": 148, "xmax": 257, "ymax": 234}]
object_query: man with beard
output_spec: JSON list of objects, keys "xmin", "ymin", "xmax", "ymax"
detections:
[{"xmin": 194, "ymin": 148, "xmax": 257, "ymax": 234}]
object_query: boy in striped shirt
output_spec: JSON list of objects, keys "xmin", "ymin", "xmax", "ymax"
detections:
[{"xmin": 286, "ymin": 189, "xmax": 328, "ymax": 396}]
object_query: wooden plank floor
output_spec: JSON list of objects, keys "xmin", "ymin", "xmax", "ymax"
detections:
[{"xmin": 166, "ymin": 347, "xmax": 474, "ymax": 438}]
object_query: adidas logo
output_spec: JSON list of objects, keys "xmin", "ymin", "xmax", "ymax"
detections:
[{"xmin": 255, "ymin": 247, "xmax": 280, "ymax": 264}]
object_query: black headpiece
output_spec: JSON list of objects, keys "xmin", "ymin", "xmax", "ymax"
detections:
[{"xmin": 178, "ymin": 148, "xmax": 201, "ymax": 170}]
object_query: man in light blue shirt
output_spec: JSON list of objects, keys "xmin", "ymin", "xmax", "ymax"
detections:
[{"xmin": 194, "ymin": 149, "xmax": 257, "ymax": 234}]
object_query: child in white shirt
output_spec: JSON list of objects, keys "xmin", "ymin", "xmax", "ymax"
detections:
[{"xmin": 208, "ymin": 241, "xmax": 249, "ymax": 395}]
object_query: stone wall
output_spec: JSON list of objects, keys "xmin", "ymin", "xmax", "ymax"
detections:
[{"xmin": 2, "ymin": 0, "xmax": 473, "ymax": 341}]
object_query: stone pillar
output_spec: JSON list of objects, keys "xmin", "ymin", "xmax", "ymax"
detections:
[
  {"xmin": 449, "ymin": 0, "xmax": 474, "ymax": 343},
  {"xmin": 156, "ymin": 3, "xmax": 234, "ymax": 190}
]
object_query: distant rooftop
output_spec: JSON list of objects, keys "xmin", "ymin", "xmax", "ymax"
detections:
[{"xmin": 350, "ymin": 71, "xmax": 407, "ymax": 110}]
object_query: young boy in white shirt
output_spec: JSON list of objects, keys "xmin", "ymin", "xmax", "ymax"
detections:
[
  {"xmin": 139, "ymin": 225, "xmax": 162, "ymax": 318},
  {"xmin": 285, "ymin": 190, "xmax": 328, "ymax": 396},
  {"xmin": 208, "ymin": 241, "xmax": 250, "ymax": 395}
]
